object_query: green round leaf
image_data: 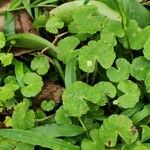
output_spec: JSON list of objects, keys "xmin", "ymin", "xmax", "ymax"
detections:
[
  {"xmin": 130, "ymin": 56, "xmax": 150, "ymax": 80},
  {"xmin": 114, "ymin": 80, "xmax": 140, "ymax": 108},
  {"xmin": 41, "ymin": 100, "xmax": 55, "ymax": 112},
  {"xmin": 21, "ymin": 73, "xmax": 43, "ymax": 97},
  {"xmin": 78, "ymin": 40, "xmax": 116, "ymax": 73},
  {"xmin": 99, "ymin": 114, "xmax": 138, "ymax": 147},
  {"xmin": 143, "ymin": 37, "xmax": 150, "ymax": 60},
  {"xmin": 0, "ymin": 53, "xmax": 13, "ymax": 66},
  {"xmin": 63, "ymin": 81, "xmax": 116, "ymax": 117},
  {"xmin": 107, "ymin": 58, "xmax": 130, "ymax": 82},
  {"xmin": 46, "ymin": 16, "xmax": 64, "ymax": 34},
  {"xmin": 57, "ymin": 36, "xmax": 80, "ymax": 63},
  {"xmin": 121, "ymin": 21, "xmax": 150, "ymax": 50},
  {"xmin": 0, "ymin": 76, "xmax": 19, "ymax": 101},
  {"xmin": 12, "ymin": 99, "xmax": 35, "ymax": 130},
  {"xmin": 68, "ymin": 5, "xmax": 105, "ymax": 34},
  {"xmin": 31, "ymin": 56, "xmax": 50, "ymax": 75}
]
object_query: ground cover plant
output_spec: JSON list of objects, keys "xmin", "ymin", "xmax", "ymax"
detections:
[{"xmin": 0, "ymin": 0, "xmax": 150, "ymax": 149}]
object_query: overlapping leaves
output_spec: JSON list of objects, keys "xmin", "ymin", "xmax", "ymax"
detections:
[
  {"xmin": 68, "ymin": 5, "xmax": 105, "ymax": 34},
  {"xmin": 12, "ymin": 99, "xmax": 35, "ymax": 130},
  {"xmin": 0, "ymin": 76, "xmax": 19, "ymax": 101},
  {"xmin": 63, "ymin": 81, "xmax": 116, "ymax": 117}
]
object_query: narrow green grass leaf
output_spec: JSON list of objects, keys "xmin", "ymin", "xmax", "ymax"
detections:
[{"xmin": 0, "ymin": 129, "xmax": 79, "ymax": 150}]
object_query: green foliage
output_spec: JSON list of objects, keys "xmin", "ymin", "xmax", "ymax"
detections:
[
  {"xmin": 114, "ymin": 80, "xmax": 140, "ymax": 108},
  {"xmin": 15, "ymin": 143, "xmax": 34, "ymax": 150},
  {"xmin": 130, "ymin": 56, "xmax": 150, "ymax": 81},
  {"xmin": 46, "ymin": 16, "xmax": 64, "ymax": 34},
  {"xmin": 41, "ymin": 100, "xmax": 55, "ymax": 111},
  {"xmin": 31, "ymin": 55, "xmax": 50, "ymax": 75},
  {"xmin": 78, "ymin": 40, "xmax": 116, "ymax": 73},
  {"xmin": 68, "ymin": 5, "xmax": 105, "ymax": 34},
  {"xmin": 55, "ymin": 106, "xmax": 72, "ymax": 125},
  {"xmin": 81, "ymin": 129, "xmax": 105, "ymax": 150},
  {"xmin": 12, "ymin": 99, "xmax": 35, "ymax": 129},
  {"xmin": 63, "ymin": 81, "xmax": 116, "ymax": 117},
  {"xmin": 0, "ymin": 76, "xmax": 19, "ymax": 101},
  {"xmin": 143, "ymin": 37, "xmax": 150, "ymax": 60},
  {"xmin": 31, "ymin": 124, "xmax": 84, "ymax": 137},
  {"xmin": 107, "ymin": 58, "xmax": 130, "ymax": 82},
  {"xmin": 121, "ymin": 21, "xmax": 150, "ymax": 50},
  {"xmin": 0, "ymin": 1, "xmax": 150, "ymax": 150},
  {"xmin": 0, "ymin": 129, "xmax": 79, "ymax": 150},
  {"xmin": 0, "ymin": 32, "xmax": 6, "ymax": 48},
  {"xmin": 99, "ymin": 115, "xmax": 138, "ymax": 147},
  {"xmin": 141, "ymin": 125, "xmax": 150, "ymax": 142},
  {"xmin": 0, "ymin": 53, "xmax": 13, "ymax": 66},
  {"xmin": 57, "ymin": 36, "xmax": 80, "ymax": 63},
  {"xmin": 21, "ymin": 73, "xmax": 43, "ymax": 97}
]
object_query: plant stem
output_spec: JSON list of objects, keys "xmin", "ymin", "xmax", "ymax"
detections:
[
  {"xmin": 78, "ymin": 117, "xmax": 87, "ymax": 131},
  {"xmin": 53, "ymin": 59, "xmax": 65, "ymax": 82},
  {"xmin": 35, "ymin": 115, "xmax": 54, "ymax": 123},
  {"xmin": 86, "ymin": 73, "xmax": 89, "ymax": 83},
  {"xmin": 114, "ymin": 0, "xmax": 133, "ymax": 60},
  {"xmin": 92, "ymin": 62, "xmax": 98, "ymax": 85}
]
